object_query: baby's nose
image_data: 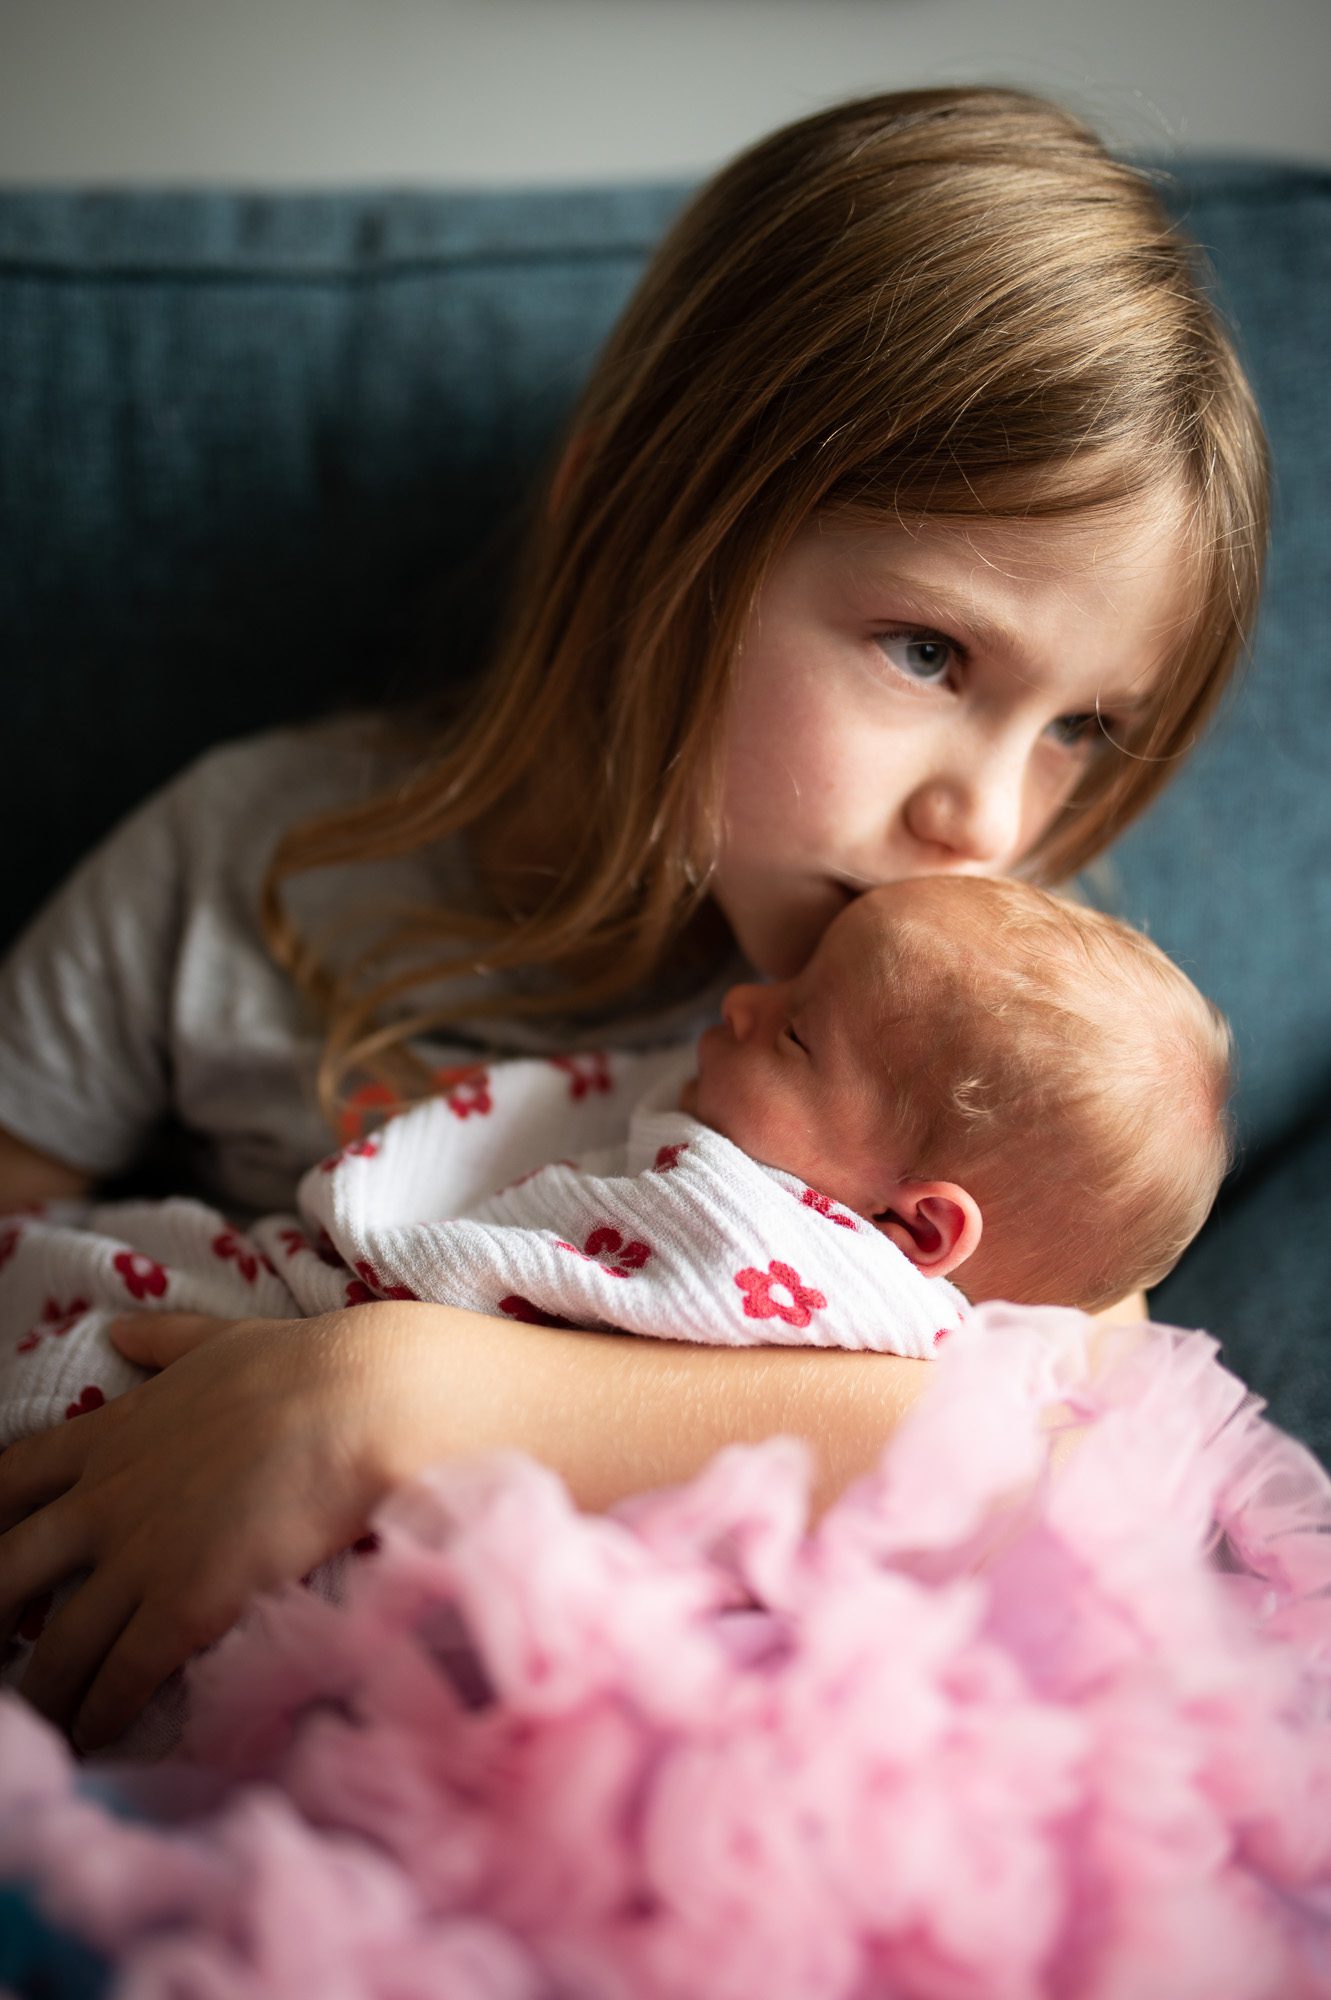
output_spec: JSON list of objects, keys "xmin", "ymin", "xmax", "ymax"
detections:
[{"xmin": 721, "ymin": 984, "xmax": 763, "ymax": 1042}]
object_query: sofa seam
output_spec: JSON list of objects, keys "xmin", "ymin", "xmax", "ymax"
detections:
[{"xmin": 0, "ymin": 240, "xmax": 663, "ymax": 284}]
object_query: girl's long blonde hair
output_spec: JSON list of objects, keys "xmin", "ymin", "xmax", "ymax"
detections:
[{"xmin": 262, "ymin": 86, "xmax": 1270, "ymax": 1124}]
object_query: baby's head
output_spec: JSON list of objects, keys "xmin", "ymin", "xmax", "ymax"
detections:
[{"xmin": 691, "ymin": 877, "xmax": 1232, "ymax": 1310}]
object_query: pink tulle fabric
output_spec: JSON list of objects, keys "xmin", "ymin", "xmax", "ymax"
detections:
[{"xmin": 3, "ymin": 1304, "xmax": 1331, "ymax": 1999}]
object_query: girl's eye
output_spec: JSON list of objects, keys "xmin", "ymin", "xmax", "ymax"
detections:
[
  {"xmin": 783, "ymin": 1023, "xmax": 809, "ymax": 1054},
  {"xmin": 1046, "ymin": 711, "xmax": 1111, "ymax": 753},
  {"xmin": 876, "ymin": 629, "xmax": 957, "ymax": 686}
]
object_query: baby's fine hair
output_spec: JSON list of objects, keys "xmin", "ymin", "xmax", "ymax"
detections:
[
  {"xmin": 876, "ymin": 876, "xmax": 1233, "ymax": 1310},
  {"xmin": 261, "ymin": 86, "xmax": 1270, "ymax": 1120}
]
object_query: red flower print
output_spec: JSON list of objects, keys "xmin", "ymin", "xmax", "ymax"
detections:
[
  {"xmin": 350, "ymin": 1258, "xmax": 417, "ymax": 1303},
  {"xmin": 499, "ymin": 1294, "xmax": 580, "ymax": 1332},
  {"xmin": 734, "ymin": 1260, "xmax": 826, "ymax": 1330},
  {"xmin": 16, "ymin": 1296, "xmax": 89, "ymax": 1360},
  {"xmin": 0, "ymin": 1225, "xmax": 21, "ymax": 1272},
  {"xmin": 345, "ymin": 1279, "xmax": 376, "ymax": 1306},
  {"xmin": 317, "ymin": 1137, "xmax": 381, "ymax": 1174},
  {"xmin": 277, "ymin": 1227, "xmax": 310, "ymax": 1259},
  {"xmin": 550, "ymin": 1052, "xmax": 613, "ymax": 1101},
  {"xmin": 336, "ymin": 1080, "xmax": 400, "ymax": 1144},
  {"xmin": 446, "ymin": 1071, "xmax": 493, "ymax": 1120},
  {"xmin": 799, "ymin": 1188, "xmax": 858, "ymax": 1231},
  {"xmin": 587, "ymin": 1226, "xmax": 650, "ymax": 1271},
  {"xmin": 64, "ymin": 1386, "xmax": 106, "ymax": 1420},
  {"xmin": 431, "ymin": 1061, "xmax": 484, "ymax": 1093},
  {"xmin": 212, "ymin": 1227, "xmax": 259, "ymax": 1285},
  {"xmin": 555, "ymin": 1225, "xmax": 652, "ymax": 1279},
  {"xmin": 654, "ymin": 1142, "xmax": 689, "ymax": 1173},
  {"xmin": 314, "ymin": 1228, "xmax": 345, "ymax": 1269},
  {"xmin": 17, "ymin": 1297, "xmax": 90, "ymax": 1355},
  {"xmin": 45, "ymin": 1295, "xmax": 90, "ymax": 1322},
  {"xmin": 113, "ymin": 1250, "xmax": 168, "ymax": 1302},
  {"xmin": 17, "ymin": 1592, "xmax": 52, "ymax": 1644},
  {"xmin": 933, "ymin": 1327, "xmax": 952, "ymax": 1346}
]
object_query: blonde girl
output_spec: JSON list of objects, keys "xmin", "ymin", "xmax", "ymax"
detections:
[{"xmin": 0, "ymin": 86, "xmax": 1267, "ymax": 1751}]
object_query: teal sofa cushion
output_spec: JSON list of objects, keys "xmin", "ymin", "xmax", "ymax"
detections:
[
  {"xmin": 0, "ymin": 184, "xmax": 689, "ymax": 932},
  {"xmin": 1, "ymin": 164, "xmax": 1328, "ymax": 1455}
]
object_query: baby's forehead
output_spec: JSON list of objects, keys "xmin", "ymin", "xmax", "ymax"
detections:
[
  {"xmin": 820, "ymin": 878, "xmax": 1143, "ymax": 1049},
  {"xmin": 822, "ymin": 879, "xmax": 990, "ymax": 984}
]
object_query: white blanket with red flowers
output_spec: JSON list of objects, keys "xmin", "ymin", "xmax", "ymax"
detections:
[{"xmin": 0, "ymin": 1045, "xmax": 967, "ymax": 1451}]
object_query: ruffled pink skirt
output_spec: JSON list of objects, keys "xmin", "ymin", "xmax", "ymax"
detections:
[{"xmin": 3, "ymin": 1305, "xmax": 1331, "ymax": 1999}]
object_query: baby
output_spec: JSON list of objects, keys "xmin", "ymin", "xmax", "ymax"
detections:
[
  {"xmin": 0, "ymin": 875, "xmax": 1233, "ymax": 1459},
  {"xmin": 686, "ymin": 873, "xmax": 1233, "ymax": 1313}
]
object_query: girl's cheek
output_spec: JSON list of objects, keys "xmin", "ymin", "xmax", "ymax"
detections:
[{"xmin": 1025, "ymin": 746, "xmax": 1093, "ymax": 838}]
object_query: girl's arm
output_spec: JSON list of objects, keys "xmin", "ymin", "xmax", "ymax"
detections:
[
  {"xmin": 0, "ymin": 1299, "xmax": 936, "ymax": 1749},
  {"xmin": 0, "ymin": 1125, "xmax": 94, "ymax": 1208}
]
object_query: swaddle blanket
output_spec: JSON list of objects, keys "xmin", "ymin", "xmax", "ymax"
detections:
[{"xmin": 0, "ymin": 1044, "xmax": 966, "ymax": 1451}]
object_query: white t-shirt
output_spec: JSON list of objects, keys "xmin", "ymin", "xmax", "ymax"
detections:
[{"xmin": 0, "ymin": 715, "xmax": 741, "ymax": 1219}]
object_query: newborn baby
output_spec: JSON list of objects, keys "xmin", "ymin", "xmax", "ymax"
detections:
[
  {"xmin": 686, "ymin": 873, "xmax": 1233, "ymax": 1312},
  {"xmin": 0, "ymin": 876, "xmax": 1232, "ymax": 1458}
]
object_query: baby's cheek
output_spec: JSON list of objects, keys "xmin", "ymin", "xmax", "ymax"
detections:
[
  {"xmin": 698, "ymin": 1063, "xmax": 795, "ymax": 1169},
  {"xmin": 736, "ymin": 1101, "xmax": 824, "ymax": 1184}
]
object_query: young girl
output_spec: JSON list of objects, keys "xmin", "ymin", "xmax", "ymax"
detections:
[{"xmin": 0, "ymin": 85, "xmax": 1268, "ymax": 1755}]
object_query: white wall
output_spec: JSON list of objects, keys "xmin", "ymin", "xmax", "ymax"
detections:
[{"xmin": 1, "ymin": 0, "xmax": 1327, "ymax": 187}]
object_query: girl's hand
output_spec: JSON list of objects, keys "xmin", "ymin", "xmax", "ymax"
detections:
[
  {"xmin": 111, "ymin": 1309, "xmax": 235, "ymax": 1366},
  {"xmin": 0, "ymin": 1298, "xmax": 945, "ymax": 1751},
  {"xmin": 0, "ymin": 1305, "xmax": 415, "ymax": 1751}
]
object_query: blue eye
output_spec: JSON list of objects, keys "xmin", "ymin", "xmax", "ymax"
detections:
[
  {"xmin": 877, "ymin": 630, "xmax": 956, "ymax": 685},
  {"xmin": 1046, "ymin": 712, "xmax": 1109, "ymax": 752}
]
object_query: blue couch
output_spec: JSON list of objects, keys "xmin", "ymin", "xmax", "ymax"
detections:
[{"xmin": 1, "ymin": 160, "xmax": 1328, "ymax": 1476}]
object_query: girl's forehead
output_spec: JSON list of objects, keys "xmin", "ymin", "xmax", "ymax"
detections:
[
  {"xmin": 813, "ymin": 490, "xmax": 1188, "ymax": 592},
  {"xmin": 807, "ymin": 491, "xmax": 1196, "ymax": 697}
]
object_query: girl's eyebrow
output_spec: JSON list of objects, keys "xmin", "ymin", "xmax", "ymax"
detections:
[
  {"xmin": 861, "ymin": 567, "xmax": 1157, "ymax": 715},
  {"xmin": 862, "ymin": 568, "xmax": 1015, "ymax": 660}
]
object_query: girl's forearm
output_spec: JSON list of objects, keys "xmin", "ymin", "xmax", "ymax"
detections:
[{"xmin": 363, "ymin": 1301, "xmax": 936, "ymax": 1520}]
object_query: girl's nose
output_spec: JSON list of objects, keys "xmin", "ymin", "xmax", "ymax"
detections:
[
  {"xmin": 904, "ymin": 757, "xmax": 1026, "ymax": 868},
  {"xmin": 721, "ymin": 984, "xmax": 764, "ymax": 1041}
]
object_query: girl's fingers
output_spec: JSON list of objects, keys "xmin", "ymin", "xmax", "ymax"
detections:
[
  {"xmin": 73, "ymin": 1591, "xmax": 236, "ymax": 1754},
  {"xmin": 0, "ymin": 1490, "xmax": 92, "ymax": 1640},
  {"xmin": 0, "ymin": 1420, "xmax": 88, "ymax": 1533},
  {"xmin": 18, "ymin": 1563, "xmax": 138, "ymax": 1737},
  {"xmin": 108, "ymin": 1312, "xmax": 234, "ymax": 1368}
]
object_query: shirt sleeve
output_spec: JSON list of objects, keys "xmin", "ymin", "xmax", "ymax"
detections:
[{"xmin": 0, "ymin": 773, "xmax": 187, "ymax": 1178}]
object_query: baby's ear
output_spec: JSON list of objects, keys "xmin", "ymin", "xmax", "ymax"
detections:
[{"xmin": 873, "ymin": 1181, "xmax": 982, "ymax": 1279}]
